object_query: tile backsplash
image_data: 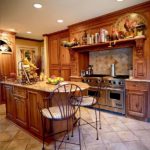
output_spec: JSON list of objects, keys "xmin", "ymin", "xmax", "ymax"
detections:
[{"xmin": 89, "ymin": 48, "xmax": 132, "ymax": 75}]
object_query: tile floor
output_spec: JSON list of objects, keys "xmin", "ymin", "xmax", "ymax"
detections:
[{"xmin": 1, "ymin": 104, "xmax": 150, "ymax": 150}]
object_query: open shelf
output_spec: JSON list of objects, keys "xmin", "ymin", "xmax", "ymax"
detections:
[{"xmin": 71, "ymin": 36, "xmax": 146, "ymax": 52}]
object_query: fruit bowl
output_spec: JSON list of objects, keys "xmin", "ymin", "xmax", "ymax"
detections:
[
  {"xmin": 46, "ymin": 76, "xmax": 64, "ymax": 85},
  {"xmin": 46, "ymin": 81, "xmax": 59, "ymax": 85}
]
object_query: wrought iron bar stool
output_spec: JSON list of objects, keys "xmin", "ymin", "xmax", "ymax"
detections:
[
  {"xmin": 72, "ymin": 79, "xmax": 102, "ymax": 140},
  {"xmin": 39, "ymin": 83, "xmax": 83, "ymax": 150}
]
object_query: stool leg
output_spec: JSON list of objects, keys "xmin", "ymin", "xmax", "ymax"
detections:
[
  {"xmin": 41, "ymin": 114, "xmax": 45, "ymax": 150},
  {"xmin": 95, "ymin": 109, "xmax": 99, "ymax": 140},
  {"xmin": 71, "ymin": 116, "xmax": 74, "ymax": 137},
  {"xmin": 67, "ymin": 119, "xmax": 69, "ymax": 140},
  {"xmin": 98, "ymin": 104, "xmax": 101, "ymax": 129},
  {"xmin": 79, "ymin": 107, "xmax": 81, "ymax": 126},
  {"xmin": 78, "ymin": 119, "xmax": 81, "ymax": 150}
]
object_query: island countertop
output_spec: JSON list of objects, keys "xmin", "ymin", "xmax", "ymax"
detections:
[{"xmin": 0, "ymin": 80, "xmax": 89, "ymax": 92}]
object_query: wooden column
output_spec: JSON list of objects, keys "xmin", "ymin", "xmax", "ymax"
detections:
[{"xmin": 43, "ymin": 36, "xmax": 50, "ymax": 77}]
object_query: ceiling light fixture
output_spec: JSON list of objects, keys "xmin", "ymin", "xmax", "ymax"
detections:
[
  {"xmin": 57, "ymin": 19, "xmax": 64, "ymax": 23},
  {"xmin": 27, "ymin": 31, "xmax": 32, "ymax": 34},
  {"xmin": 116, "ymin": 0, "xmax": 124, "ymax": 1},
  {"xmin": 33, "ymin": 3, "xmax": 42, "ymax": 8}
]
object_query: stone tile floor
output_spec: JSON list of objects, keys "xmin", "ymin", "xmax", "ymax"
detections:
[{"xmin": 1, "ymin": 104, "xmax": 150, "ymax": 150}]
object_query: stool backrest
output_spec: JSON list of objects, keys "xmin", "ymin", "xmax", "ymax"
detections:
[{"xmin": 44, "ymin": 83, "xmax": 83, "ymax": 120}]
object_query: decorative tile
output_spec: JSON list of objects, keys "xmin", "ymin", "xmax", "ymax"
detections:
[
  {"xmin": 106, "ymin": 142, "xmax": 128, "ymax": 150},
  {"xmin": 86, "ymin": 143, "xmax": 107, "ymax": 150},
  {"xmin": 101, "ymin": 132, "xmax": 122, "ymax": 144},
  {"xmin": 0, "ymin": 104, "xmax": 150, "ymax": 150},
  {"xmin": 110, "ymin": 122, "xmax": 129, "ymax": 132},
  {"xmin": 6, "ymin": 139, "xmax": 29, "ymax": 150},
  {"xmin": 0, "ymin": 131, "xmax": 18, "ymax": 142},
  {"xmin": 141, "ymin": 139, "xmax": 150, "ymax": 150},
  {"xmin": 0, "ymin": 141, "xmax": 10, "ymax": 150},
  {"xmin": 124, "ymin": 141, "xmax": 149, "ymax": 150},
  {"xmin": 131, "ymin": 130, "xmax": 150, "ymax": 140},
  {"xmin": 117, "ymin": 131, "xmax": 139, "ymax": 142},
  {"xmin": 14, "ymin": 131, "xmax": 32, "ymax": 140},
  {"xmin": 89, "ymin": 48, "xmax": 132, "ymax": 75},
  {"xmin": 124, "ymin": 122, "xmax": 145, "ymax": 131}
]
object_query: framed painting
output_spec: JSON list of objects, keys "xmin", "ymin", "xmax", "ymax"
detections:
[{"xmin": 0, "ymin": 40, "xmax": 12, "ymax": 53}]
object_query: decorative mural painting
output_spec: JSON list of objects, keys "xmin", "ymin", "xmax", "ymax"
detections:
[
  {"xmin": 0, "ymin": 40, "xmax": 12, "ymax": 53},
  {"xmin": 112, "ymin": 13, "xmax": 147, "ymax": 39}
]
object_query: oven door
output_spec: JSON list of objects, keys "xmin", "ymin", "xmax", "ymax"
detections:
[
  {"xmin": 107, "ymin": 88, "xmax": 124, "ymax": 109},
  {"xmin": 88, "ymin": 87, "xmax": 107, "ymax": 105}
]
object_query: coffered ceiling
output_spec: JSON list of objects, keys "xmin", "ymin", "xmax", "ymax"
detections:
[{"xmin": 0, "ymin": 0, "xmax": 149, "ymax": 40}]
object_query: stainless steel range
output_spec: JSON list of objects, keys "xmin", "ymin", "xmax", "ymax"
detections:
[{"xmin": 83, "ymin": 75, "xmax": 129, "ymax": 114}]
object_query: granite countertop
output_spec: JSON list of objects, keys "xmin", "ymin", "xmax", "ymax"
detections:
[
  {"xmin": 70, "ymin": 76, "xmax": 83, "ymax": 78},
  {"xmin": 125, "ymin": 78, "xmax": 150, "ymax": 82},
  {"xmin": 0, "ymin": 80, "xmax": 89, "ymax": 92}
]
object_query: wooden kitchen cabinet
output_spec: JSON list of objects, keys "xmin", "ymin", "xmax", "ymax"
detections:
[
  {"xmin": 49, "ymin": 38, "xmax": 59, "ymax": 66},
  {"xmin": 4, "ymin": 85, "xmax": 15, "ymax": 120},
  {"xmin": 14, "ymin": 96, "xmax": 28, "ymax": 128},
  {"xmin": 48, "ymin": 30, "xmax": 71, "ymax": 81},
  {"xmin": 126, "ymin": 81, "xmax": 149, "ymax": 120},
  {"xmin": 134, "ymin": 59, "xmax": 147, "ymax": 79},
  {"xmin": 27, "ymin": 90, "xmax": 51, "ymax": 136},
  {"xmin": 13, "ymin": 86, "xmax": 28, "ymax": 128},
  {"xmin": 27, "ymin": 90, "xmax": 43, "ymax": 135}
]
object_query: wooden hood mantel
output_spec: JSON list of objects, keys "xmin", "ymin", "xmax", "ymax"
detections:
[{"xmin": 70, "ymin": 36, "xmax": 145, "ymax": 56}]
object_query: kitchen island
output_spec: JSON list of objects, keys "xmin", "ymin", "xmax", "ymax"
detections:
[{"xmin": 0, "ymin": 81, "xmax": 89, "ymax": 139}]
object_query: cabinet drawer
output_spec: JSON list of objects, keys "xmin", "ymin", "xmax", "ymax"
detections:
[
  {"xmin": 126, "ymin": 81, "xmax": 149, "ymax": 91},
  {"xmin": 13, "ymin": 86, "xmax": 27, "ymax": 98}
]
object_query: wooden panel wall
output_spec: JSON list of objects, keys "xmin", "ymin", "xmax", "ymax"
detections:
[
  {"xmin": 68, "ymin": 2, "xmax": 150, "ymax": 79},
  {"xmin": 0, "ymin": 30, "xmax": 16, "ymax": 78}
]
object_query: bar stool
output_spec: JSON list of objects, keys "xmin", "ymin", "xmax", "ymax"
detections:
[
  {"xmin": 72, "ymin": 79, "xmax": 102, "ymax": 140},
  {"xmin": 39, "ymin": 83, "xmax": 83, "ymax": 150}
]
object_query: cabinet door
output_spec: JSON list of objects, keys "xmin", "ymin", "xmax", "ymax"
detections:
[
  {"xmin": 134, "ymin": 59, "xmax": 146, "ymax": 79},
  {"xmin": 27, "ymin": 91, "xmax": 42, "ymax": 135},
  {"xmin": 49, "ymin": 67, "xmax": 61, "ymax": 77},
  {"xmin": 61, "ymin": 68, "xmax": 71, "ymax": 81},
  {"xmin": 14, "ymin": 96, "xmax": 27, "ymax": 128},
  {"xmin": 5, "ymin": 85, "xmax": 15, "ymax": 120},
  {"xmin": 60, "ymin": 37, "xmax": 70, "ymax": 66},
  {"xmin": 126, "ymin": 90, "xmax": 147, "ymax": 118},
  {"xmin": 49, "ymin": 39, "xmax": 59, "ymax": 66}
]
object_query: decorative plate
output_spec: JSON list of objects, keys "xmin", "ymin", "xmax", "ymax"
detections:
[{"xmin": 113, "ymin": 13, "xmax": 147, "ymax": 37}]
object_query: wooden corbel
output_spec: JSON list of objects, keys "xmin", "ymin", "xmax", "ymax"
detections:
[{"xmin": 135, "ymin": 37, "xmax": 145, "ymax": 58}]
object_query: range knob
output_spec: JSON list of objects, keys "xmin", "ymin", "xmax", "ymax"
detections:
[
  {"xmin": 119, "ymin": 81, "xmax": 124, "ymax": 85},
  {"xmin": 113, "ymin": 81, "xmax": 116, "ymax": 84}
]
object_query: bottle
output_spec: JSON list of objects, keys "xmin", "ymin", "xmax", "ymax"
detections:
[
  {"xmin": 82, "ymin": 31, "xmax": 87, "ymax": 45},
  {"xmin": 87, "ymin": 34, "xmax": 91, "ymax": 44},
  {"xmin": 91, "ymin": 34, "xmax": 95, "ymax": 44},
  {"xmin": 88, "ymin": 65, "xmax": 93, "ymax": 75},
  {"xmin": 95, "ymin": 33, "xmax": 99, "ymax": 44}
]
